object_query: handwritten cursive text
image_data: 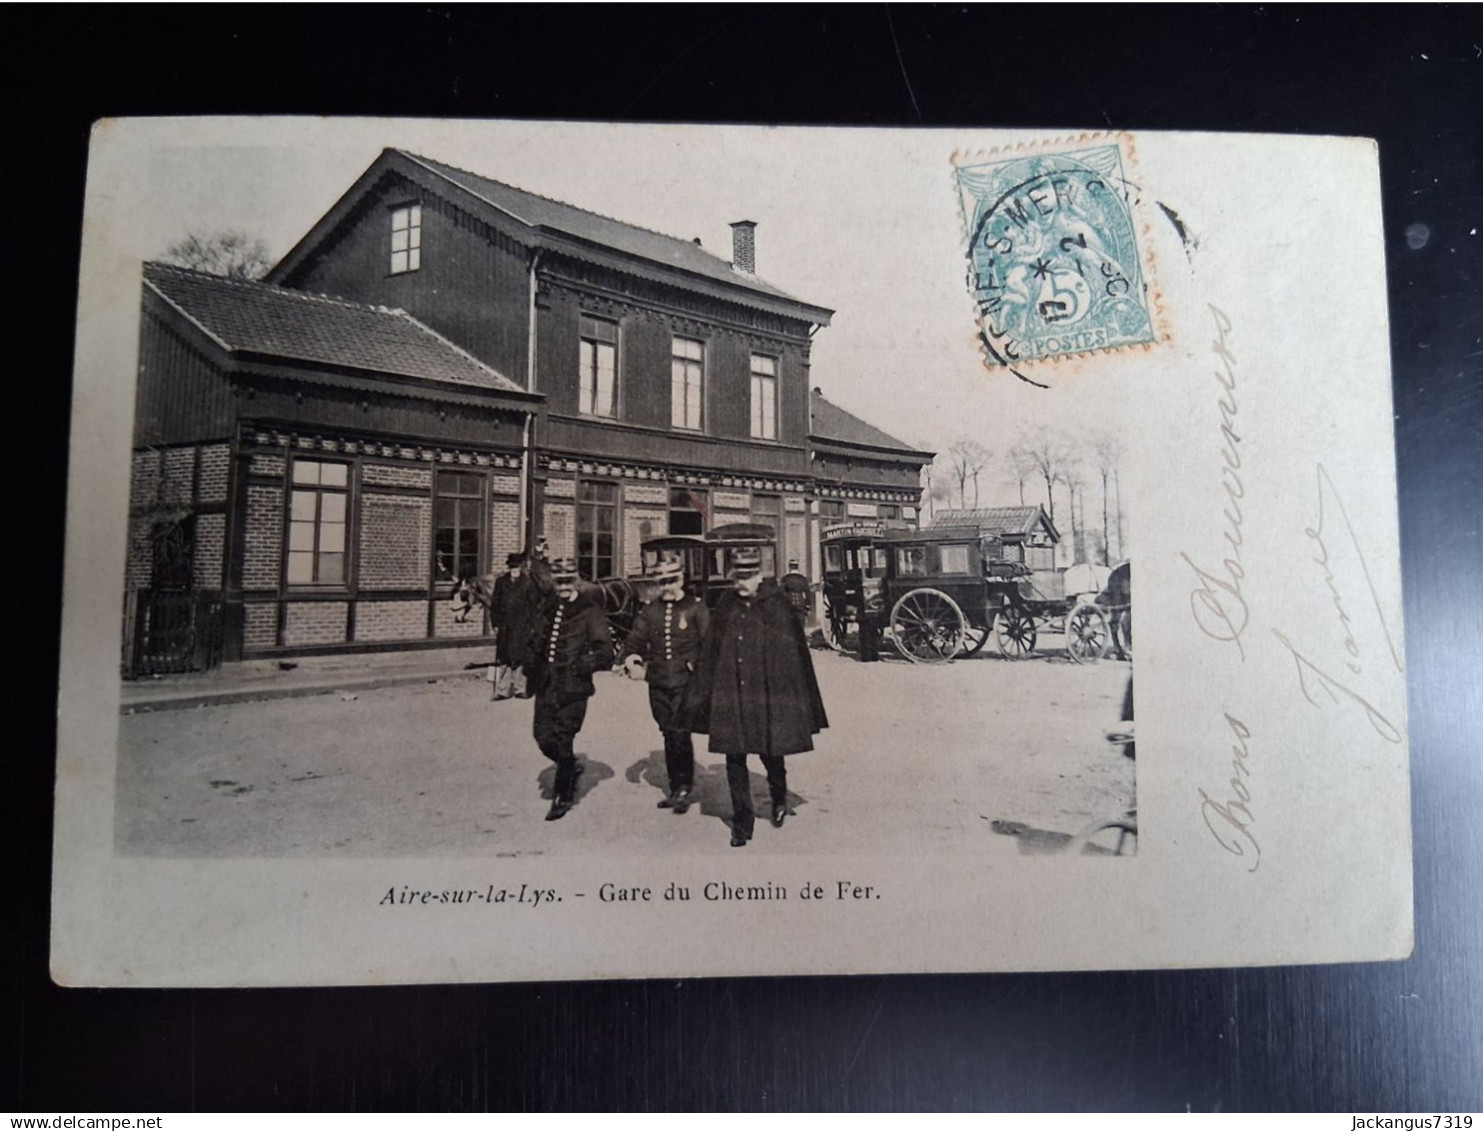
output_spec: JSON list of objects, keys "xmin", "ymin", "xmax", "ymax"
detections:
[
  {"xmin": 1198, "ymin": 712, "xmax": 1260, "ymax": 872},
  {"xmin": 1179, "ymin": 305, "xmax": 1249, "ymax": 659}
]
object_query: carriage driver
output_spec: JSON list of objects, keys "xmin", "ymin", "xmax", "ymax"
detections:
[
  {"xmin": 622, "ymin": 554, "xmax": 710, "ymax": 813},
  {"xmin": 526, "ymin": 557, "xmax": 613, "ymax": 821}
]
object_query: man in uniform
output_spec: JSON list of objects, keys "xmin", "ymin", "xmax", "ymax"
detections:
[
  {"xmin": 486, "ymin": 552, "xmax": 528, "ymax": 701},
  {"xmin": 622, "ymin": 555, "xmax": 709, "ymax": 813},
  {"xmin": 525, "ymin": 557, "xmax": 612, "ymax": 821},
  {"xmin": 685, "ymin": 546, "xmax": 829, "ymax": 847}
]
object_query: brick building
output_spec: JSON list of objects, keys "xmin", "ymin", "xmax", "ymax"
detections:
[
  {"xmin": 130, "ymin": 263, "xmax": 538, "ymax": 663},
  {"xmin": 126, "ymin": 149, "xmax": 931, "ymax": 664}
]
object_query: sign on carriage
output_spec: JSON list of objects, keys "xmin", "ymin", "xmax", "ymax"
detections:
[{"xmin": 52, "ymin": 119, "xmax": 1410, "ymax": 986}]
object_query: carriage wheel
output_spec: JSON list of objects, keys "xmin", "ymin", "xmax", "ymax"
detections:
[
  {"xmin": 995, "ymin": 604, "xmax": 1037, "ymax": 660},
  {"xmin": 958, "ymin": 622, "xmax": 993, "ymax": 657},
  {"xmin": 1065, "ymin": 602, "xmax": 1112, "ymax": 665},
  {"xmin": 890, "ymin": 588, "xmax": 966, "ymax": 665},
  {"xmin": 1068, "ymin": 811, "xmax": 1138, "ymax": 856}
]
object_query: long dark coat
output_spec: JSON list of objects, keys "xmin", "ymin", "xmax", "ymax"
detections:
[
  {"xmin": 684, "ymin": 584, "xmax": 828, "ymax": 756},
  {"xmin": 488, "ymin": 571, "xmax": 519, "ymax": 665}
]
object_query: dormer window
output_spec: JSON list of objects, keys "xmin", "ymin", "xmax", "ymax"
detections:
[{"xmin": 390, "ymin": 204, "xmax": 422, "ymax": 274}]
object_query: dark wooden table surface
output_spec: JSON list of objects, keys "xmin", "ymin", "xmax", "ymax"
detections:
[{"xmin": 10, "ymin": 5, "xmax": 1480, "ymax": 1111}]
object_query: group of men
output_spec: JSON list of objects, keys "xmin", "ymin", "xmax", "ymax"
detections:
[{"xmin": 479, "ymin": 543, "xmax": 828, "ymax": 848}]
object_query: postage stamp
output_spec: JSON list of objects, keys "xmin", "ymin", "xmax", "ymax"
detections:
[{"xmin": 954, "ymin": 136, "xmax": 1160, "ymax": 371}]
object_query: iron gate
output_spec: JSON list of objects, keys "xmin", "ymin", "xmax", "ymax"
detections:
[{"xmin": 125, "ymin": 589, "xmax": 226, "ymax": 677}]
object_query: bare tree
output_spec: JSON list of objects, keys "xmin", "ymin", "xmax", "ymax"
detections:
[
  {"xmin": 1006, "ymin": 446, "xmax": 1036, "ymax": 506},
  {"xmin": 1012, "ymin": 425, "xmax": 1073, "ymax": 526},
  {"xmin": 945, "ymin": 438, "xmax": 991, "ymax": 510},
  {"xmin": 162, "ymin": 230, "xmax": 273, "ymax": 280},
  {"xmin": 1087, "ymin": 431, "xmax": 1124, "ymax": 564}
]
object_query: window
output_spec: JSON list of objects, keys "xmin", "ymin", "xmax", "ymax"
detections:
[
  {"xmin": 434, "ymin": 471, "xmax": 483, "ymax": 583},
  {"xmin": 750, "ymin": 494, "xmax": 781, "ymax": 537},
  {"xmin": 879, "ymin": 504, "xmax": 900, "ymax": 522},
  {"xmin": 818, "ymin": 499, "xmax": 844, "ymax": 521},
  {"xmin": 750, "ymin": 354, "xmax": 777, "ymax": 440},
  {"xmin": 390, "ymin": 204, "xmax": 422, "ymax": 273},
  {"xmin": 824, "ymin": 544, "xmax": 843, "ymax": 571},
  {"xmin": 896, "ymin": 545, "xmax": 929, "ymax": 577},
  {"xmin": 671, "ymin": 336, "xmax": 704, "ymax": 430},
  {"xmin": 577, "ymin": 482, "xmax": 618, "ymax": 581},
  {"xmin": 287, "ymin": 460, "xmax": 349, "ymax": 585},
  {"xmin": 668, "ymin": 487, "xmax": 706, "ymax": 536},
  {"xmin": 579, "ymin": 315, "xmax": 618, "ymax": 418},
  {"xmin": 939, "ymin": 545, "xmax": 971, "ymax": 574}
]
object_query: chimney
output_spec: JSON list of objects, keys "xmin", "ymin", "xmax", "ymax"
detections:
[{"xmin": 729, "ymin": 220, "xmax": 757, "ymax": 274}]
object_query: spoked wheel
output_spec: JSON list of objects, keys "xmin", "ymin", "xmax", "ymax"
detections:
[
  {"xmin": 889, "ymin": 588, "xmax": 966, "ymax": 664},
  {"xmin": 1068, "ymin": 810, "xmax": 1138, "ymax": 856},
  {"xmin": 995, "ymin": 603, "xmax": 1037, "ymax": 659},
  {"xmin": 958, "ymin": 621, "xmax": 993, "ymax": 658},
  {"xmin": 1065, "ymin": 601, "xmax": 1112, "ymax": 664}
]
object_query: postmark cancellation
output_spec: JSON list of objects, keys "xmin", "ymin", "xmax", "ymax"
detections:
[{"xmin": 954, "ymin": 134, "xmax": 1163, "ymax": 373}]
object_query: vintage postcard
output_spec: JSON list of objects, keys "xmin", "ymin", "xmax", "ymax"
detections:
[{"xmin": 52, "ymin": 119, "xmax": 1410, "ymax": 985}]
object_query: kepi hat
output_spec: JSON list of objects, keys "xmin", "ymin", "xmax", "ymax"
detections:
[
  {"xmin": 550, "ymin": 557, "xmax": 580, "ymax": 582},
  {"xmin": 730, "ymin": 546, "xmax": 763, "ymax": 577},
  {"xmin": 506, "ymin": 552, "xmax": 525, "ymax": 568},
  {"xmin": 651, "ymin": 554, "xmax": 684, "ymax": 582}
]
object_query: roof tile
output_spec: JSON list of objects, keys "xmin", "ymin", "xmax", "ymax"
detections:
[{"xmin": 143, "ymin": 262, "xmax": 524, "ymax": 393}]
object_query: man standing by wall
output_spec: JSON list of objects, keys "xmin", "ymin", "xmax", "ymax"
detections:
[
  {"xmin": 622, "ymin": 555, "xmax": 709, "ymax": 813},
  {"xmin": 487, "ymin": 552, "xmax": 528, "ymax": 701},
  {"xmin": 502, "ymin": 538, "xmax": 552, "ymax": 700},
  {"xmin": 525, "ymin": 557, "xmax": 612, "ymax": 821},
  {"xmin": 685, "ymin": 547, "xmax": 829, "ymax": 847}
]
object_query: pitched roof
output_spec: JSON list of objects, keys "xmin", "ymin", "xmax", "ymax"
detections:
[
  {"xmin": 143, "ymin": 262, "xmax": 525, "ymax": 394},
  {"xmin": 931, "ymin": 506, "xmax": 1059, "ymax": 540},
  {"xmin": 397, "ymin": 151, "xmax": 822, "ymax": 313},
  {"xmin": 809, "ymin": 389, "xmax": 932, "ymax": 457}
]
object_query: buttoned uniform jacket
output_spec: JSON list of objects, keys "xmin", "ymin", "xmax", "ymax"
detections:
[
  {"xmin": 683, "ymin": 582, "xmax": 829, "ymax": 757},
  {"xmin": 624, "ymin": 593, "xmax": 710, "ymax": 689},
  {"xmin": 525, "ymin": 588, "xmax": 613, "ymax": 706}
]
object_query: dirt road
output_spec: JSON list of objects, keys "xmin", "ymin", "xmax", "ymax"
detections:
[{"xmin": 116, "ymin": 648, "xmax": 1135, "ymax": 859}]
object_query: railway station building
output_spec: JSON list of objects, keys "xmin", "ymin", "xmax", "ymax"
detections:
[{"xmin": 124, "ymin": 149, "xmax": 930, "ymax": 668}]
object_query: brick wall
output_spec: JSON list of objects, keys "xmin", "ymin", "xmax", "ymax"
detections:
[
  {"xmin": 623, "ymin": 506, "xmax": 665, "ymax": 574},
  {"xmin": 131, "ymin": 450, "xmax": 161, "ymax": 507},
  {"xmin": 543, "ymin": 502, "xmax": 575, "ymax": 558},
  {"xmin": 124, "ymin": 521, "xmax": 152, "ymax": 590},
  {"xmin": 433, "ymin": 599, "xmax": 486, "ymax": 639},
  {"xmin": 283, "ymin": 602, "xmax": 349, "ymax": 647},
  {"xmin": 161, "ymin": 448, "xmax": 195, "ymax": 506},
  {"xmin": 490, "ymin": 498, "xmax": 522, "ymax": 569},
  {"xmin": 197, "ymin": 444, "xmax": 230, "ymax": 504},
  {"xmin": 359, "ymin": 493, "xmax": 430, "ymax": 589},
  {"xmin": 243, "ymin": 603, "xmax": 278, "ymax": 650},
  {"xmin": 354, "ymin": 600, "xmax": 428, "ymax": 642},
  {"xmin": 488, "ymin": 473, "xmax": 521, "ymax": 495},
  {"xmin": 194, "ymin": 513, "xmax": 226, "ymax": 588},
  {"xmin": 545, "ymin": 477, "xmax": 576, "ymax": 499},
  {"xmin": 243, "ymin": 485, "xmax": 284, "ymax": 591},
  {"xmin": 249, "ymin": 452, "xmax": 286, "ymax": 478},
  {"xmin": 362, "ymin": 463, "xmax": 433, "ymax": 490}
]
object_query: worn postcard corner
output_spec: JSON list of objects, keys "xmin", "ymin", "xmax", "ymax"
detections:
[{"xmin": 52, "ymin": 118, "xmax": 1411, "ymax": 987}]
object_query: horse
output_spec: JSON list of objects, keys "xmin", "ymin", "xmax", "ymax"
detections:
[
  {"xmin": 450, "ymin": 574, "xmax": 496, "ymax": 625},
  {"xmin": 1095, "ymin": 560, "xmax": 1131, "ymax": 661}
]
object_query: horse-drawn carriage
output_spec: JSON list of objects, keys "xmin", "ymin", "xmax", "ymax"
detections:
[
  {"xmin": 451, "ymin": 523, "xmax": 800, "ymax": 654},
  {"xmin": 819, "ymin": 522, "xmax": 1129, "ymax": 665},
  {"xmin": 600, "ymin": 522, "xmax": 794, "ymax": 647}
]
